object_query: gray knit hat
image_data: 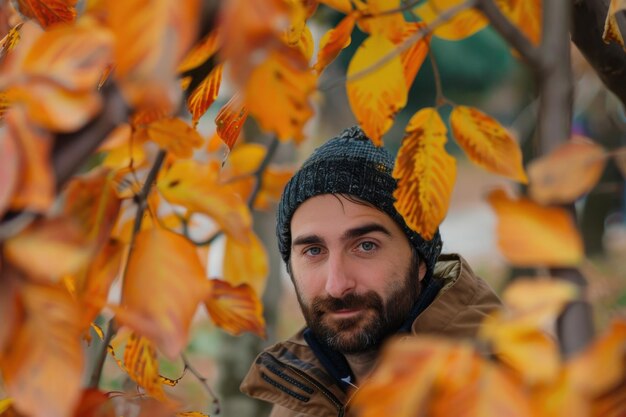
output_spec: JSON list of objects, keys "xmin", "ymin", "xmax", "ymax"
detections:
[{"xmin": 277, "ymin": 126, "xmax": 442, "ymax": 278}]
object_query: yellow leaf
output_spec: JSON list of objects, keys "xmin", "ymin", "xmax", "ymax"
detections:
[
  {"xmin": 399, "ymin": 22, "xmax": 430, "ymax": 88},
  {"xmin": 176, "ymin": 413, "xmax": 210, "ymax": 417},
  {"xmin": 0, "ymin": 24, "xmax": 23, "ymax": 57},
  {"xmin": 495, "ymin": 0, "xmax": 542, "ymax": 46},
  {"xmin": 215, "ymin": 93, "xmax": 249, "ymax": 150},
  {"xmin": 0, "ymin": 399, "xmax": 13, "ymax": 414},
  {"xmin": 358, "ymin": 0, "xmax": 405, "ymax": 43},
  {"xmin": 187, "ymin": 64, "xmax": 223, "ymax": 128},
  {"xmin": 450, "ymin": 105, "xmax": 528, "ymax": 183},
  {"xmin": 527, "ymin": 137, "xmax": 606, "ymax": 204},
  {"xmin": 603, "ymin": 0, "xmax": 626, "ymax": 49},
  {"xmin": 204, "ymin": 279, "xmax": 266, "ymax": 338},
  {"xmin": 157, "ymin": 160, "xmax": 252, "ymax": 243},
  {"xmin": 223, "ymin": 229, "xmax": 269, "ymax": 296},
  {"xmin": 347, "ymin": 34, "xmax": 408, "ymax": 146},
  {"xmin": 4, "ymin": 217, "xmax": 93, "ymax": 283},
  {"xmin": 414, "ymin": 0, "xmax": 488, "ymax": 40},
  {"xmin": 487, "ymin": 189, "xmax": 584, "ymax": 266},
  {"xmin": 100, "ymin": 126, "xmax": 148, "ymax": 171},
  {"xmin": 393, "ymin": 108, "xmax": 456, "ymax": 240},
  {"xmin": 124, "ymin": 332, "xmax": 167, "ymax": 401},
  {"xmin": 145, "ymin": 117, "xmax": 204, "ymax": 158},
  {"xmin": 177, "ymin": 29, "xmax": 221, "ymax": 73},
  {"xmin": 254, "ymin": 167, "xmax": 294, "ymax": 210},
  {"xmin": 15, "ymin": 0, "xmax": 77, "ymax": 28},
  {"xmin": 318, "ymin": 0, "xmax": 352, "ymax": 14},
  {"xmin": 314, "ymin": 12, "xmax": 357, "ymax": 74},
  {"xmin": 502, "ymin": 277, "xmax": 579, "ymax": 317},
  {"xmin": 114, "ymin": 228, "xmax": 211, "ymax": 359},
  {"xmin": 2, "ymin": 283, "xmax": 84, "ymax": 417},
  {"xmin": 294, "ymin": 23, "xmax": 315, "ymax": 62},
  {"xmin": 245, "ymin": 50, "xmax": 315, "ymax": 142}
]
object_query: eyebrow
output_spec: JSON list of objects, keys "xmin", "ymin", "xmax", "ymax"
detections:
[{"xmin": 292, "ymin": 222, "xmax": 392, "ymax": 248}]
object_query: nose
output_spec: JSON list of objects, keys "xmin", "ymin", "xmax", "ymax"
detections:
[{"xmin": 324, "ymin": 252, "xmax": 355, "ymax": 298}]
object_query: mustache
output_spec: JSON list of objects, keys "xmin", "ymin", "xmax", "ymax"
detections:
[{"xmin": 311, "ymin": 292, "xmax": 383, "ymax": 314}]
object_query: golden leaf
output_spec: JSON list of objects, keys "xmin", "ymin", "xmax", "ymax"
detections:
[
  {"xmin": 100, "ymin": 125, "xmax": 148, "ymax": 171},
  {"xmin": 176, "ymin": 413, "xmax": 210, "ymax": 417},
  {"xmin": 495, "ymin": 0, "xmax": 542, "ymax": 46},
  {"xmin": 450, "ymin": 105, "xmax": 528, "ymax": 183},
  {"xmin": 114, "ymin": 228, "xmax": 211, "ymax": 359},
  {"xmin": 0, "ymin": 24, "xmax": 23, "ymax": 57},
  {"xmin": 145, "ymin": 117, "xmax": 204, "ymax": 158},
  {"xmin": 223, "ymin": 229, "xmax": 269, "ymax": 296},
  {"xmin": 294, "ymin": 23, "xmax": 314, "ymax": 62},
  {"xmin": 2, "ymin": 283, "xmax": 84, "ymax": 417},
  {"xmin": 0, "ymin": 399, "xmax": 13, "ymax": 415},
  {"xmin": 22, "ymin": 20, "xmax": 113, "ymax": 92},
  {"xmin": 157, "ymin": 160, "xmax": 252, "ymax": 243},
  {"xmin": 415, "ymin": 0, "xmax": 488, "ymax": 40},
  {"xmin": 215, "ymin": 94, "xmax": 249, "ymax": 150},
  {"xmin": 177, "ymin": 29, "xmax": 221, "ymax": 73},
  {"xmin": 204, "ymin": 279, "xmax": 266, "ymax": 338},
  {"xmin": 358, "ymin": 0, "xmax": 405, "ymax": 44},
  {"xmin": 0, "ymin": 120, "xmax": 19, "ymax": 218},
  {"xmin": 187, "ymin": 64, "xmax": 223, "ymax": 128},
  {"xmin": 245, "ymin": 50, "xmax": 315, "ymax": 142},
  {"xmin": 124, "ymin": 332, "xmax": 167, "ymax": 401},
  {"xmin": 347, "ymin": 34, "xmax": 408, "ymax": 145},
  {"xmin": 487, "ymin": 189, "xmax": 584, "ymax": 266},
  {"xmin": 528, "ymin": 137, "xmax": 606, "ymax": 204},
  {"xmin": 399, "ymin": 22, "xmax": 430, "ymax": 88},
  {"xmin": 15, "ymin": 0, "xmax": 77, "ymax": 28},
  {"xmin": 393, "ymin": 108, "xmax": 456, "ymax": 240},
  {"xmin": 314, "ymin": 12, "xmax": 357, "ymax": 74},
  {"xmin": 603, "ymin": 0, "xmax": 626, "ymax": 49},
  {"xmin": 254, "ymin": 167, "xmax": 294, "ymax": 210},
  {"xmin": 318, "ymin": 0, "xmax": 352, "ymax": 14}
]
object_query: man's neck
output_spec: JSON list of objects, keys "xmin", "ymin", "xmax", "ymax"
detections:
[{"xmin": 344, "ymin": 350, "xmax": 379, "ymax": 385}]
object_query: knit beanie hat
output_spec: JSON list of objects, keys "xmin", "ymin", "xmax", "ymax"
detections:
[{"xmin": 277, "ymin": 126, "xmax": 443, "ymax": 279}]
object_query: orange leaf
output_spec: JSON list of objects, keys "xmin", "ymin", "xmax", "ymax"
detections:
[
  {"xmin": 215, "ymin": 94, "xmax": 249, "ymax": 150},
  {"xmin": 495, "ymin": 0, "xmax": 542, "ymax": 46},
  {"xmin": 393, "ymin": 108, "xmax": 456, "ymax": 240},
  {"xmin": 399, "ymin": 22, "xmax": 430, "ymax": 88},
  {"xmin": 145, "ymin": 117, "xmax": 203, "ymax": 158},
  {"xmin": 73, "ymin": 389, "xmax": 115, "ymax": 417},
  {"xmin": 450, "ymin": 105, "xmax": 528, "ymax": 183},
  {"xmin": 100, "ymin": 126, "xmax": 148, "ymax": 171},
  {"xmin": 414, "ymin": 0, "xmax": 488, "ymax": 40},
  {"xmin": 157, "ymin": 160, "xmax": 252, "ymax": 242},
  {"xmin": 487, "ymin": 189, "xmax": 584, "ymax": 266},
  {"xmin": 15, "ymin": 0, "xmax": 76, "ymax": 28},
  {"xmin": 2, "ymin": 283, "xmax": 84, "ymax": 417},
  {"xmin": 358, "ymin": 0, "xmax": 405, "ymax": 44},
  {"xmin": 5, "ymin": 108, "xmax": 54, "ymax": 212},
  {"xmin": 318, "ymin": 0, "xmax": 352, "ymax": 14},
  {"xmin": 603, "ymin": 0, "xmax": 626, "ymax": 49},
  {"xmin": 0, "ymin": 119, "xmax": 19, "ymax": 218},
  {"xmin": 314, "ymin": 12, "xmax": 357, "ymax": 74},
  {"xmin": 528, "ymin": 137, "xmax": 606, "ymax": 204},
  {"xmin": 115, "ymin": 228, "xmax": 211, "ymax": 359},
  {"xmin": 3, "ymin": 217, "xmax": 94, "ymax": 283},
  {"xmin": 347, "ymin": 34, "xmax": 408, "ymax": 145},
  {"xmin": 21, "ymin": 19, "xmax": 113, "ymax": 92},
  {"xmin": 255, "ymin": 167, "xmax": 294, "ymax": 210},
  {"xmin": 177, "ymin": 29, "xmax": 221, "ymax": 73},
  {"xmin": 0, "ymin": 24, "xmax": 23, "ymax": 57},
  {"xmin": 186, "ymin": 64, "xmax": 223, "ymax": 128},
  {"xmin": 223, "ymin": 229, "xmax": 269, "ymax": 296},
  {"xmin": 204, "ymin": 279, "xmax": 266, "ymax": 338},
  {"xmin": 245, "ymin": 50, "xmax": 315, "ymax": 142},
  {"xmin": 123, "ymin": 332, "xmax": 167, "ymax": 401}
]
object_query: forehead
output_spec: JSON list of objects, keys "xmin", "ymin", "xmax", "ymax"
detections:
[{"xmin": 290, "ymin": 194, "xmax": 402, "ymax": 238}]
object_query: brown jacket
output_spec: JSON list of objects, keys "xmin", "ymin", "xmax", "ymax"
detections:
[{"xmin": 240, "ymin": 254, "xmax": 502, "ymax": 417}]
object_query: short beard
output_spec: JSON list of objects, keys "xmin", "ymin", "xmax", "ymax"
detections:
[{"xmin": 292, "ymin": 251, "xmax": 421, "ymax": 355}]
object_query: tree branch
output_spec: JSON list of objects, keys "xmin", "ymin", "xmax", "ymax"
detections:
[{"xmin": 181, "ymin": 352, "xmax": 221, "ymax": 414}]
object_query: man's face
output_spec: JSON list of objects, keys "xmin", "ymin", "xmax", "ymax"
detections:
[{"xmin": 289, "ymin": 194, "xmax": 425, "ymax": 354}]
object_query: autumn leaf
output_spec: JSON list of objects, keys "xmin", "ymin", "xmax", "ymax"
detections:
[
  {"xmin": 4, "ymin": 217, "xmax": 93, "ymax": 283},
  {"xmin": 527, "ymin": 137, "xmax": 606, "ymax": 204},
  {"xmin": 223, "ymin": 229, "xmax": 269, "ymax": 296},
  {"xmin": 123, "ymin": 332, "xmax": 167, "ymax": 401},
  {"xmin": 0, "ymin": 399, "xmax": 13, "ymax": 415},
  {"xmin": 114, "ymin": 228, "xmax": 211, "ymax": 359},
  {"xmin": 487, "ymin": 189, "xmax": 584, "ymax": 266},
  {"xmin": 0, "ymin": 120, "xmax": 19, "ymax": 218},
  {"xmin": 357, "ymin": 0, "xmax": 405, "ymax": 44},
  {"xmin": 314, "ymin": 12, "xmax": 357, "ymax": 74},
  {"xmin": 393, "ymin": 108, "xmax": 456, "ymax": 240},
  {"xmin": 99, "ymin": 125, "xmax": 148, "ymax": 171},
  {"xmin": 603, "ymin": 0, "xmax": 626, "ymax": 49},
  {"xmin": 347, "ymin": 34, "xmax": 408, "ymax": 145},
  {"xmin": 15, "ymin": 0, "xmax": 77, "ymax": 28},
  {"xmin": 144, "ymin": 117, "xmax": 203, "ymax": 158},
  {"xmin": 450, "ymin": 105, "xmax": 528, "ymax": 183},
  {"xmin": 215, "ymin": 94, "xmax": 249, "ymax": 150},
  {"xmin": 187, "ymin": 64, "xmax": 223, "ymax": 128},
  {"xmin": 414, "ymin": 0, "xmax": 488, "ymax": 40},
  {"xmin": 254, "ymin": 168, "xmax": 294, "ymax": 210},
  {"xmin": 176, "ymin": 412, "xmax": 210, "ymax": 417},
  {"xmin": 2, "ymin": 283, "xmax": 84, "ymax": 417},
  {"xmin": 157, "ymin": 160, "xmax": 252, "ymax": 243},
  {"xmin": 495, "ymin": 0, "xmax": 542, "ymax": 46},
  {"xmin": 73, "ymin": 389, "xmax": 116, "ymax": 417},
  {"xmin": 245, "ymin": 50, "xmax": 315, "ymax": 142},
  {"xmin": 204, "ymin": 280, "xmax": 266, "ymax": 338},
  {"xmin": 177, "ymin": 29, "xmax": 221, "ymax": 73},
  {"xmin": 0, "ymin": 24, "xmax": 23, "ymax": 57},
  {"xmin": 399, "ymin": 22, "xmax": 430, "ymax": 88}
]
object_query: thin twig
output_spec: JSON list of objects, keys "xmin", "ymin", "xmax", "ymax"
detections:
[
  {"xmin": 182, "ymin": 352, "xmax": 221, "ymax": 415},
  {"xmin": 321, "ymin": 0, "xmax": 477, "ymax": 91},
  {"xmin": 88, "ymin": 319, "xmax": 117, "ymax": 388},
  {"xmin": 428, "ymin": 48, "xmax": 446, "ymax": 107}
]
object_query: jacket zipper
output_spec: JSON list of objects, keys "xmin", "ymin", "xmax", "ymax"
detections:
[{"xmin": 263, "ymin": 352, "xmax": 345, "ymax": 417}]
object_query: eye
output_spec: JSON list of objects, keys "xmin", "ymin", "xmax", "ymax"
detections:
[
  {"xmin": 357, "ymin": 241, "xmax": 377, "ymax": 252},
  {"xmin": 304, "ymin": 246, "xmax": 323, "ymax": 256}
]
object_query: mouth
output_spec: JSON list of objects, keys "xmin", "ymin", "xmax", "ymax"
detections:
[{"xmin": 327, "ymin": 308, "xmax": 364, "ymax": 319}]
